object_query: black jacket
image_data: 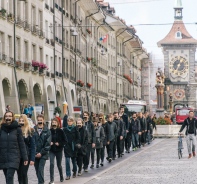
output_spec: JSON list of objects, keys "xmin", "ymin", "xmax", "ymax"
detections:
[
  {"xmin": 138, "ymin": 117, "xmax": 147, "ymax": 131},
  {"xmin": 34, "ymin": 125, "xmax": 51, "ymax": 160},
  {"xmin": 77, "ymin": 126, "xmax": 88, "ymax": 155},
  {"xmin": 146, "ymin": 116, "xmax": 153, "ymax": 131},
  {"xmin": 129, "ymin": 119, "xmax": 141, "ymax": 134},
  {"xmin": 23, "ymin": 129, "xmax": 36, "ymax": 162},
  {"xmin": 102, "ymin": 123, "xmax": 108, "ymax": 146},
  {"xmin": 50, "ymin": 128, "xmax": 67, "ymax": 153},
  {"xmin": 113, "ymin": 119, "xmax": 124, "ymax": 137},
  {"xmin": 63, "ymin": 126, "xmax": 80, "ymax": 157},
  {"xmin": 0, "ymin": 121, "xmax": 28, "ymax": 170},
  {"xmin": 106, "ymin": 121, "xmax": 117, "ymax": 142},
  {"xmin": 84, "ymin": 121, "xmax": 96, "ymax": 144},
  {"xmin": 179, "ymin": 117, "xmax": 197, "ymax": 136},
  {"xmin": 95, "ymin": 126, "xmax": 105, "ymax": 149},
  {"xmin": 120, "ymin": 113, "xmax": 129, "ymax": 131}
]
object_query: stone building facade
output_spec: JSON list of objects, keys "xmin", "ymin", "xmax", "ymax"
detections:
[{"xmin": 0, "ymin": 0, "xmax": 148, "ymax": 120}]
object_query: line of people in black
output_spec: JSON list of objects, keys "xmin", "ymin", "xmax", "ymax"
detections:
[{"xmin": 0, "ymin": 107, "xmax": 156, "ymax": 184}]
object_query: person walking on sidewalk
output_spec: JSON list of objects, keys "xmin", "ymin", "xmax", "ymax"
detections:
[
  {"xmin": 106, "ymin": 113, "xmax": 117, "ymax": 163},
  {"xmin": 138, "ymin": 112, "xmax": 147, "ymax": 147},
  {"xmin": 76, "ymin": 118, "xmax": 88, "ymax": 176},
  {"xmin": 83, "ymin": 111, "xmax": 96, "ymax": 172},
  {"xmin": 49, "ymin": 118, "xmax": 67, "ymax": 184},
  {"xmin": 63, "ymin": 117, "xmax": 80, "ymax": 180},
  {"xmin": 34, "ymin": 114, "xmax": 51, "ymax": 184},
  {"xmin": 0, "ymin": 111, "xmax": 28, "ymax": 184},
  {"xmin": 130, "ymin": 113, "xmax": 141, "ymax": 151},
  {"xmin": 17, "ymin": 114, "xmax": 36, "ymax": 184},
  {"xmin": 179, "ymin": 110, "xmax": 197, "ymax": 159},
  {"xmin": 99, "ymin": 113, "xmax": 107, "ymax": 166},
  {"xmin": 90, "ymin": 117, "xmax": 105, "ymax": 168}
]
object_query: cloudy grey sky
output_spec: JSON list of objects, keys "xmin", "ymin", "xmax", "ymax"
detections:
[{"xmin": 107, "ymin": 0, "xmax": 197, "ymax": 59}]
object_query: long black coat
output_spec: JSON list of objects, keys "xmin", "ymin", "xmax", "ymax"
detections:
[
  {"xmin": 34, "ymin": 125, "xmax": 51, "ymax": 160},
  {"xmin": 63, "ymin": 126, "xmax": 80, "ymax": 157},
  {"xmin": 0, "ymin": 121, "xmax": 28, "ymax": 170},
  {"xmin": 77, "ymin": 126, "xmax": 88, "ymax": 155},
  {"xmin": 50, "ymin": 128, "xmax": 67, "ymax": 152}
]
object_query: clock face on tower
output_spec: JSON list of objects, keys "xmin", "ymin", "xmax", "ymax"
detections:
[{"xmin": 169, "ymin": 56, "xmax": 189, "ymax": 76}]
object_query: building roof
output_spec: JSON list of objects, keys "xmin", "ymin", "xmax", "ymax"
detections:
[{"xmin": 157, "ymin": 21, "xmax": 197, "ymax": 46}]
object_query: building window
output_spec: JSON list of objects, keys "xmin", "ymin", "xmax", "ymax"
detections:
[
  {"xmin": 39, "ymin": 47, "xmax": 43, "ymax": 62},
  {"xmin": 32, "ymin": 44, "xmax": 36, "ymax": 61},
  {"xmin": 24, "ymin": 41, "xmax": 28, "ymax": 61},
  {"xmin": 176, "ymin": 31, "xmax": 182, "ymax": 39},
  {"xmin": 16, "ymin": 38, "xmax": 20, "ymax": 60}
]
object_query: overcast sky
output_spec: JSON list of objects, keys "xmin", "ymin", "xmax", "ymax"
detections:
[{"xmin": 107, "ymin": 0, "xmax": 197, "ymax": 60}]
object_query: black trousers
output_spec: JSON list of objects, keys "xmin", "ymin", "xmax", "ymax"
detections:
[
  {"xmin": 107, "ymin": 140, "xmax": 115, "ymax": 159},
  {"xmin": 34, "ymin": 158, "xmax": 46, "ymax": 184},
  {"xmin": 113, "ymin": 137, "xmax": 117, "ymax": 158},
  {"xmin": 83, "ymin": 143, "xmax": 92, "ymax": 169},
  {"xmin": 100, "ymin": 145, "xmax": 106, "ymax": 162},
  {"xmin": 77, "ymin": 154, "xmax": 85, "ymax": 172},
  {"xmin": 117, "ymin": 137, "xmax": 123, "ymax": 155},
  {"xmin": 17, "ymin": 159, "xmax": 30, "ymax": 184},
  {"xmin": 125, "ymin": 134, "xmax": 132, "ymax": 151},
  {"xmin": 49, "ymin": 151, "xmax": 63, "ymax": 182},
  {"xmin": 3, "ymin": 168, "xmax": 16, "ymax": 184},
  {"xmin": 141, "ymin": 132, "xmax": 146, "ymax": 144},
  {"xmin": 91, "ymin": 148, "xmax": 101, "ymax": 164}
]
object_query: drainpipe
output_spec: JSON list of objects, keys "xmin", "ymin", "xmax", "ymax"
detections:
[
  {"xmin": 53, "ymin": 0, "xmax": 58, "ymax": 106},
  {"xmin": 61, "ymin": 0, "xmax": 69, "ymax": 114},
  {"xmin": 13, "ymin": 0, "xmax": 21, "ymax": 113},
  {"xmin": 74, "ymin": 0, "xmax": 80, "ymax": 82},
  {"xmin": 85, "ymin": 9, "xmax": 100, "ymax": 112}
]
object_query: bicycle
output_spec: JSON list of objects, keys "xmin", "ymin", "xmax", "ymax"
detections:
[{"xmin": 178, "ymin": 134, "xmax": 183, "ymax": 159}]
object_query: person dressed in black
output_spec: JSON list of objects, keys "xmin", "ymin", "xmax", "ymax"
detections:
[
  {"xmin": 76, "ymin": 118, "xmax": 88, "ymax": 176},
  {"xmin": 138, "ymin": 112, "xmax": 147, "ymax": 147},
  {"xmin": 0, "ymin": 111, "xmax": 28, "ymax": 184},
  {"xmin": 17, "ymin": 114, "xmax": 36, "ymax": 184},
  {"xmin": 63, "ymin": 117, "xmax": 80, "ymax": 180},
  {"xmin": 83, "ymin": 111, "xmax": 96, "ymax": 172},
  {"xmin": 130, "ymin": 113, "xmax": 141, "ymax": 151},
  {"xmin": 119, "ymin": 106, "xmax": 129, "ymax": 154},
  {"xmin": 113, "ymin": 112, "xmax": 124, "ymax": 158},
  {"xmin": 34, "ymin": 114, "xmax": 51, "ymax": 184},
  {"xmin": 49, "ymin": 118, "xmax": 67, "ymax": 183},
  {"xmin": 146, "ymin": 112, "xmax": 153, "ymax": 144},
  {"xmin": 99, "ymin": 113, "xmax": 107, "ymax": 166},
  {"xmin": 90, "ymin": 117, "xmax": 105, "ymax": 168},
  {"xmin": 106, "ymin": 113, "xmax": 117, "ymax": 163}
]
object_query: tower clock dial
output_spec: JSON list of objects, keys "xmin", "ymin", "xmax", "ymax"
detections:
[{"xmin": 169, "ymin": 56, "xmax": 188, "ymax": 76}]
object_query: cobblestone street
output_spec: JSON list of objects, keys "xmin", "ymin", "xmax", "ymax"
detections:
[{"xmin": 2, "ymin": 138, "xmax": 197, "ymax": 184}]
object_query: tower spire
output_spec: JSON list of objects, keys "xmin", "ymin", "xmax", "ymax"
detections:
[{"xmin": 174, "ymin": 0, "xmax": 183, "ymax": 20}]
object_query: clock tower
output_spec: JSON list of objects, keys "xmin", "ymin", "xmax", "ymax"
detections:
[{"xmin": 158, "ymin": 0, "xmax": 197, "ymax": 108}]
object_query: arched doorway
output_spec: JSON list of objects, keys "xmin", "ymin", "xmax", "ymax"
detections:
[
  {"xmin": 71, "ymin": 90, "xmax": 75, "ymax": 105},
  {"xmin": 47, "ymin": 85, "xmax": 54, "ymax": 120},
  {"xmin": 2, "ymin": 78, "xmax": 11, "ymax": 109},
  {"xmin": 104, "ymin": 104, "xmax": 107, "ymax": 114},
  {"xmin": 56, "ymin": 91, "xmax": 61, "ymax": 105},
  {"xmin": 33, "ymin": 83, "xmax": 42, "ymax": 103},
  {"xmin": 47, "ymin": 85, "xmax": 53, "ymax": 101},
  {"xmin": 18, "ymin": 79, "xmax": 28, "ymax": 100}
]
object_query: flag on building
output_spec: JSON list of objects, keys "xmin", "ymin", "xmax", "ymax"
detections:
[{"xmin": 99, "ymin": 34, "xmax": 108, "ymax": 43}]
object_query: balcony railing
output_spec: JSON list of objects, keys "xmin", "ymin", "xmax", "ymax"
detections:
[
  {"xmin": 16, "ymin": 16, "xmax": 23, "ymax": 27},
  {"xmin": 38, "ymin": 30, "xmax": 45, "ymax": 38},
  {"xmin": 46, "ymin": 38, "xmax": 49, "ymax": 44},
  {"xmin": 50, "ymin": 39, "xmax": 55, "ymax": 46},
  {"xmin": 55, "ymin": 3, "xmax": 59, "ymax": 9},
  {"xmin": 98, "ymin": 91, "xmax": 108, "ymax": 98},
  {"xmin": 70, "ymin": 76, "xmax": 75, "ymax": 81},
  {"xmin": 31, "ymin": 25, "xmax": 38, "ymax": 35},
  {"xmin": 24, "ymin": 21, "xmax": 30, "ymax": 31},
  {"xmin": 63, "ymin": 72, "xmax": 69, "ymax": 78}
]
